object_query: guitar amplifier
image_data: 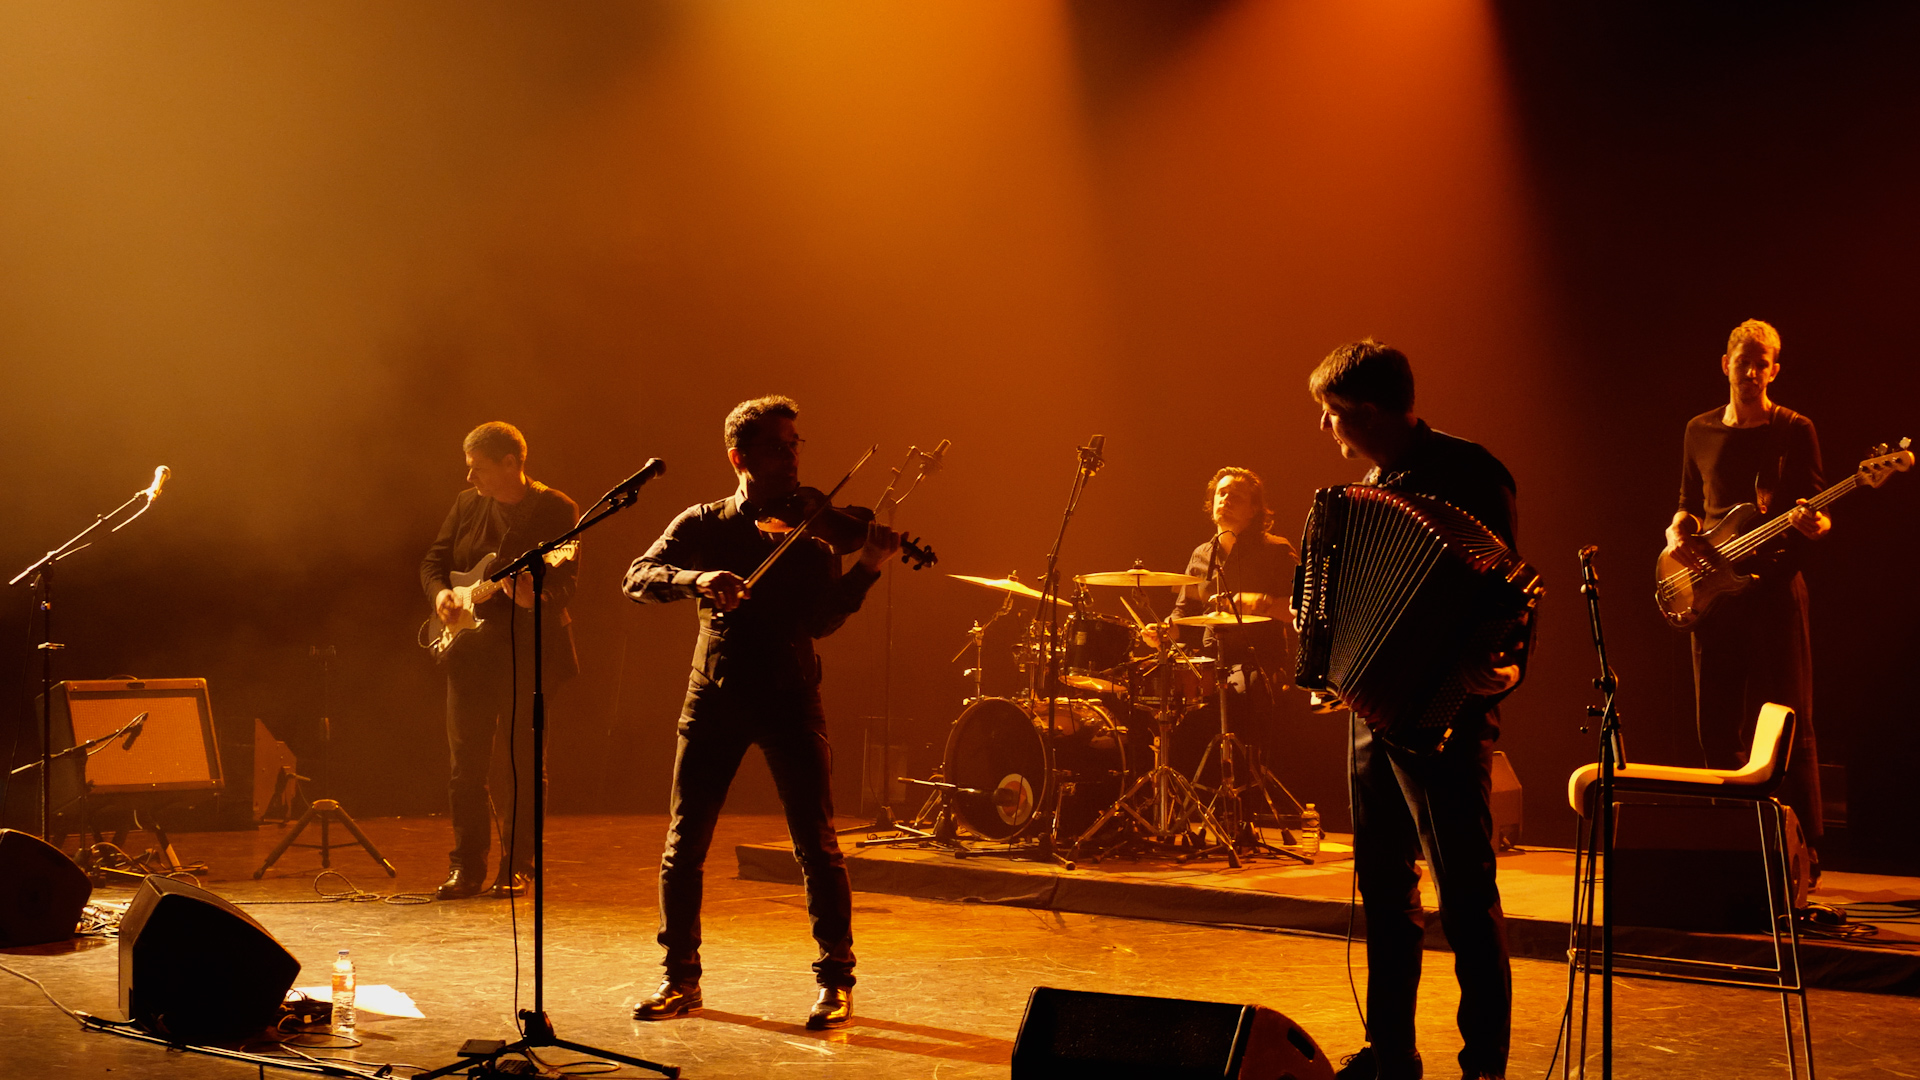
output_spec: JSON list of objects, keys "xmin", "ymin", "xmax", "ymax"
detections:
[{"xmin": 4, "ymin": 680, "xmax": 224, "ymax": 827}]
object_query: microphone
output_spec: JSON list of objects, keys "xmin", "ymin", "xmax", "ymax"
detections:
[
  {"xmin": 1578, "ymin": 544, "xmax": 1599, "ymax": 561},
  {"xmin": 609, "ymin": 458, "xmax": 667, "ymax": 498},
  {"xmin": 142, "ymin": 466, "xmax": 171, "ymax": 501},
  {"xmin": 1081, "ymin": 434, "xmax": 1106, "ymax": 475},
  {"xmin": 121, "ymin": 712, "xmax": 149, "ymax": 751}
]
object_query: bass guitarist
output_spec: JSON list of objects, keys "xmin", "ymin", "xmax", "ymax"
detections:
[
  {"xmin": 420, "ymin": 421, "xmax": 580, "ymax": 900},
  {"xmin": 1663, "ymin": 318, "xmax": 1828, "ymax": 863}
]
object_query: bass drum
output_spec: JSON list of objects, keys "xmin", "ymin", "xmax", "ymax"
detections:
[{"xmin": 942, "ymin": 697, "xmax": 1129, "ymax": 842}]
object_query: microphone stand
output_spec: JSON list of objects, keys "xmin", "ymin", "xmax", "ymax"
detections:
[
  {"xmin": 1567, "ymin": 545, "xmax": 1623, "ymax": 1080},
  {"xmin": 1025, "ymin": 439, "xmax": 1102, "ymax": 870},
  {"xmin": 8, "ymin": 477, "xmax": 164, "ymax": 840},
  {"xmin": 419, "ymin": 467, "xmax": 677, "ymax": 1080}
]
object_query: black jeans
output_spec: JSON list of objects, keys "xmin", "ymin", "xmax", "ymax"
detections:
[
  {"xmin": 445, "ymin": 640, "xmax": 543, "ymax": 878},
  {"xmin": 658, "ymin": 698, "xmax": 854, "ymax": 989},
  {"xmin": 1692, "ymin": 575, "xmax": 1821, "ymax": 842},
  {"xmin": 1351, "ymin": 715, "xmax": 1510, "ymax": 1077}
]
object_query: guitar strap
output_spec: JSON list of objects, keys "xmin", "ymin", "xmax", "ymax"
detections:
[{"xmin": 1755, "ymin": 405, "xmax": 1798, "ymax": 515}]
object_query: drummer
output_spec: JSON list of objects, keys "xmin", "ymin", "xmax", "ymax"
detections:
[{"xmin": 1166, "ymin": 468, "xmax": 1299, "ymax": 762}]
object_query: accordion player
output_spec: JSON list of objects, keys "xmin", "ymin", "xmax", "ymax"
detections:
[{"xmin": 1291, "ymin": 484, "xmax": 1543, "ymax": 753}]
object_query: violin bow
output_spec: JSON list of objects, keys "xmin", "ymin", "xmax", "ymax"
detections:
[{"xmin": 743, "ymin": 444, "xmax": 877, "ymax": 590}]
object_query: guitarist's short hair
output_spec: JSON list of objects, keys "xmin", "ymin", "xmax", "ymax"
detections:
[
  {"xmin": 1309, "ymin": 339, "xmax": 1415, "ymax": 415},
  {"xmin": 1727, "ymin": 319, "xmax": 1781, "ymax": 357},
  {"xmin": 725, "ymin": 395, "xmax": 800, "ymax": 449},
  {"xmin": 464, "ymin": 421, "xmax": 527, "ymax": 464}
]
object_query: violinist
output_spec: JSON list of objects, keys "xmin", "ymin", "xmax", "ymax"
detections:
[{"xmin": 622, "ymin": 395, "xmax": 900, "ymax": 1031}]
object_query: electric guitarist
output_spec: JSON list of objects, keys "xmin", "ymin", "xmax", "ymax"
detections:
[
  {"xmin": 1662, "ymin": 318, "xmax": 1828, "ymax": 861},
  {"xmin": 419, "ymin": 421, "xmax": 580, "ymax": 900}
]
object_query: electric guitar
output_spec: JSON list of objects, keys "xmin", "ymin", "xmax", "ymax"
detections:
[
  {"xmin": 419, "ymin": 541, "xmax": 580, "ymax": 658},
  {"xmin": 1654, "ymin": 440, "xmax": 1912, "ymax": 628}
]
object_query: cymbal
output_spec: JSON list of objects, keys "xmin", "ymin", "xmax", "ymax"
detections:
[
  {"xmin": 948, "ymin": 574, "xmax": 1069, "ymax": 605},
  {"xmin": 1169, "ymin": 611, "xmax": 1274, "ymax": 627},
  {"xmin": 1075, "ymin": 569, "xmax": 1203, "ymax": 588}
]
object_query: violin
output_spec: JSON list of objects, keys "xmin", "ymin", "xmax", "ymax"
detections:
[
  {"xmin": 743, "ymin": 441, "xmax": 948, "ymax": 592},
  {"xmin": 755, "ymin": 487, "xmax": 938, "ymax": 568}
]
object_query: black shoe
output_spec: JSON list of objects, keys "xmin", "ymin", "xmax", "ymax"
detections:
[
  {"xmin": 1334, "ymin": 1046, "xmax": 1423, "ymax": 1080},
  {"xmin": 632, "ymin": 979, "xmax": 701, "ymax": 1021},
  {"xmin": 806, "ymin": 986, "xmax": 853, "ymax": 1030},
  {"xmin": 489, "ymin": 872, "xmax": 530, "ymax": 899},
  {"xmin": 435, "ymin": 866, "xmax": 488, "ymax": 900}
]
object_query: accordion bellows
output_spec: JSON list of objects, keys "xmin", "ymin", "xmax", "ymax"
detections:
[{"xmin": 1293, "ymin": 485, "xmax": 1543, "ymax": 752}]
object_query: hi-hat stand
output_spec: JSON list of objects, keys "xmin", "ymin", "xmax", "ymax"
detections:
[
  {"xmin": 419, "ymin": 459, "xmax": 677, "ymax": 1080},
  {"xmin": 1181, "ymin": 533, "xmax": 1308, "ymax": 863},
  {"xmin": 254, "ymin": 645, "xmax": 395, "ymax": 879},
  {"xmin": 1069, "ymin": 629, "xmax": 1240, "ymax": 868}
]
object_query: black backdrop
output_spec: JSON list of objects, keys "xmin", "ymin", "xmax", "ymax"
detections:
[{"xmin": 1, "ymin": 2, "xmax": 1914, "ymax": 872}]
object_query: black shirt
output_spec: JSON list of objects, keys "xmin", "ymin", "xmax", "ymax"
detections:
[
  {"xmin": 420, "ymin": 481, "xmax": 581, "ymax": 673},
  {"xmin": 1174, "ymin": 531, "xmax": 1298, "ymax": 672},
  {"xmin": 625, "ymin": 493, "xmax": 880, "ymax": 718},
  {"xmin": 1679, "ymin": 406, "xmax": 1822, "ymax": 580},
  {"xmin": 1366, "ymin": 420, "xmax": 1530, "ymax": 703},
  {"xmin": 1367, "ymin": 420, "xmax": 1519, "ymax": 548}
]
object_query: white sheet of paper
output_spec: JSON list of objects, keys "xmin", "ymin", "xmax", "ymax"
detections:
[{"xmin": 290, "ymin": 984, "xmax": 425, "ymax": 1020}]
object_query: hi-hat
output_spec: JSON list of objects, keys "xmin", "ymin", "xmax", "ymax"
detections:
[
  {"xmin": 1075, "ymin": 569, "xmax": 1203, "ymax": 588},
  {"xmin": 948, "ymin": 574, "xmax": 1069, "ymax": 605},
  {"xmin": 1169, "ymin": 611, "xmax": 1274, "ymax": 627}
]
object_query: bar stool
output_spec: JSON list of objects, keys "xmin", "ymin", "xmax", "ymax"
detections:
[{"xmin": 1564, "ymin": 701, "xmax": 1812, "ymax": 1078}]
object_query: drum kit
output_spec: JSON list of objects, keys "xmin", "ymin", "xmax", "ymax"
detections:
[{"xmin": 877, "ymin": 567, "xmax": 1315, "ymax": 868}]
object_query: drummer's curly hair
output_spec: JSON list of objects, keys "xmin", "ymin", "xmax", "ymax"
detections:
[
  {"xmin": 724, "ymin": 395, "xmax": 800, "ymax": 449},
  {"xmin": 1204, "ymin": 467, "xmax": 1273, "ymax": 533}
]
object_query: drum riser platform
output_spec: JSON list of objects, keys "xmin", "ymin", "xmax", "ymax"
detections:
[{"xmin": 736, "ymin": 840, "xmax": 1920, "ymax": 996}]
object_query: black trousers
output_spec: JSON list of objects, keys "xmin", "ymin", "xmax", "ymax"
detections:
[
  {"xmin": 1351, "ymin": 715, "xmax": 1510, "ymax": 1077},
  {"xmin": 657, "ymin": 696, "xmax": 854, "ymax": 989},
  {"xmin": 1692, "ymin": 574, "xmax": 1821, "ymax": 843},
  {"xmin": 445, "ymin": 639, "xmax": 543, "ymax": 877}
]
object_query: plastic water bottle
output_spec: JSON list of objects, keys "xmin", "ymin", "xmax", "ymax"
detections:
[
  {"xmin": 331, "ymin": 949, "xmax": 356, "ymax": 1035},
  {"xmin": 1300, "ymin": 803, "xmax": 1323, "ymax": 859}
]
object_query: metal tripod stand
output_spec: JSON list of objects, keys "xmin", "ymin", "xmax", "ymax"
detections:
[
  {"xmin": 1188, "ymin": 668, "xmax": 1310, "ymax": 863},
  {"xmin": 254, "ymin": 645, "xmax": 395, "ymax": 879}
]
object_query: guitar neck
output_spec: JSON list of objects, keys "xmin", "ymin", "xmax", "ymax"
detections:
[{"xmin": 1717, "ymin": 472, "xmax": 1858, "ymax": 563}]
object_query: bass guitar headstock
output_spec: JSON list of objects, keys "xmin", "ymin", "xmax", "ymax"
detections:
[{"xmin": 1859, "ymin": 438, "xmax": 1915, "ymax": 489}]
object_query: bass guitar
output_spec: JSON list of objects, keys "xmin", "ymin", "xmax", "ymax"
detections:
[
  {"xmin": 1654, "ymin": 439, "xmax": 1911, "ymax": 628},
  {"xmin": 418, "ymin": 541, "xmax": 580, "ymax": 658}
]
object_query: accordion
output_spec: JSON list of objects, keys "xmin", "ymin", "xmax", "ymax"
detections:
[{"xmin": 1292, "ymin": 485, "xmax": 1542, "ymax": 752}]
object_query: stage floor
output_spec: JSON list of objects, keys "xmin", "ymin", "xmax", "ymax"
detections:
[{"xmin": 2, "ymin": 813, "xmax": 1917, "ymax": 1079}]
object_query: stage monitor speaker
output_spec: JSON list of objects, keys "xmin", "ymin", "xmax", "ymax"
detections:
[
  {"xmin": 1492, "ymin": 750, "xmax": 1522, "ymax": 851},
  {"xmin": 119, "ymin": 875, "xmax": 300, "ymax": 1044},
  {"xmin": 1012, "ymin": 986, "xmax": 1334, "ymax": 1080},
  {"xmin": 4, "ymin": 679, "xmax": 224, "ymax": 830},
  {"xmin": 1611, "ymin": 800, "xmax": 1811, "ymax": 934},
  {"xmin": 0, "ymin": 828, "xmax": 92, "ymax": 946}
]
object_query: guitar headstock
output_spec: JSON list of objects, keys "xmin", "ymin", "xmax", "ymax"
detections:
[{"xmin": 1859, "ymin": 438, "xmax": 1915, "ymax": 489}]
